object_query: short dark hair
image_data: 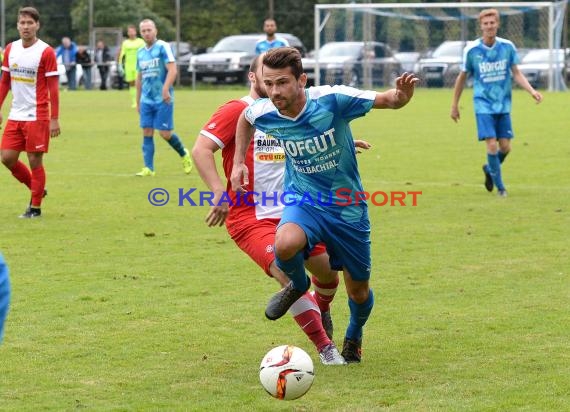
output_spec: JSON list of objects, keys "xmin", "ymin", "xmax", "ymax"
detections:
[
  {"xmin": 249, "ymin": 54, "xmax": 263, "ymax": 74},
  {"xmin": 262, "ymin": 47, "xmax": 303, "ymax": 79},
  {"xmin": 18, "ymin": 6, "xmax": 40, "ymax": 22}
]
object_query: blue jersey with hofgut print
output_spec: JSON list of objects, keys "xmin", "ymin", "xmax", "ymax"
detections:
[
  {"xmin": 244, "ymin": 85, "xmax": 375, "ymax": 223},
  {"xmin": 462, "ymin": 37, "xmax": 520, "ymax": 114},
  {"xmin": 136, "ymin": 39, "xmax": 175, "ymax": 105}
]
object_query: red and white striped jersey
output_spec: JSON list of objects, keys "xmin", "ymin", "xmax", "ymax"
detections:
[
  {"xmin": 1, "ymin": 39, "xmax": 58, "ymax": 121},
  {"xmin": 199, "ymin": 95, "xmax": 286, "ymax": 225}
]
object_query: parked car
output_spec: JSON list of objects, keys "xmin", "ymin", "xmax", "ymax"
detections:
[
  {"xmin": 188, "ymin": 33, "xmax": 307, "ymax": 84},
  {"xmin": 302, "ymin": 41, "xmax": 402, "ymax": 87},
  {"xmin": 517, "ymin": 48, "xmax": 569, "ymax": 89},
  {"xmin": 417, "ymin": 40, "xmax": 472, "ymax": 87},
  {"xmin": 394, "ymin": 51, "xmax": 421, "ymax": 73}
]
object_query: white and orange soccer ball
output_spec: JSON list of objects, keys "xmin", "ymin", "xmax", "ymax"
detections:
[{"xmin": 259, "ymin": 345, "xmax": 315, "ymax": 400}]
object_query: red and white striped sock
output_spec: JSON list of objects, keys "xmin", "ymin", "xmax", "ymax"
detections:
[{"xmin": 290, "ymin": 292, "xmax": 330, "ymax": 352}]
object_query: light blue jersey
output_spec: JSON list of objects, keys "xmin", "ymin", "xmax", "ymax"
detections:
[
  {"xmin": 245, "ymin": 85, "xmax": 375, "ymax": 223},
  {"xmin": 136, "ymin": 40, "xmax": 175, "ymax": 105},
  {"xmin": 0, "ymin": 253, "xmax": 10, "ymax": 343},
  {"xmin": 255, "ymin": 37, "xmax": 289, "ymax": 54},
  {"xmin": 462, "ymin": 37, "xmax": 520, "ymax": 114}
]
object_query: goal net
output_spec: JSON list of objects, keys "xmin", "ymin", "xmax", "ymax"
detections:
[{"xmin": 313, "ymin": 1, "xmax": 568, "ymax": 91}]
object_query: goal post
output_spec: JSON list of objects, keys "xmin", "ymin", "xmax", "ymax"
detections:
[{"xmin": 313, "ymin": 1, "xmax": 568, "ymax": 91}]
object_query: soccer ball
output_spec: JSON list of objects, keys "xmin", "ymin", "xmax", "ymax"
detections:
[{"xmin": 259, "ymin": 345, "xmax": 315, "ymax": 400}]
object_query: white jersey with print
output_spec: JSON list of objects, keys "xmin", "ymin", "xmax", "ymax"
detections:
[{"xmin": 2, "ymin": 39, "xmax": 59, "ymax": 121}]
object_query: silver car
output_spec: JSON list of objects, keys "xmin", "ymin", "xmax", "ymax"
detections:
[
  {"xmin": 517, "ymin": 48, "xmax": 569, "ymax": 89},
  {"xmin": 189, "ymin": 33, "xmax": 306, "ymax": 84},
  {"xmin": 302, "ymin": 41, "xmax": 402, "ymax": 88}
]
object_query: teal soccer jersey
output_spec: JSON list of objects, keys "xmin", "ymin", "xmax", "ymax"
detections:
[
  {"xmin": 462, "ymin": 37, "xmax": 520, "ymax": 114},
  {"xmin": 255, "ymin": 37, "xmax": 289, "ymax": 54},
  {"xmin": 0, "ymin": 254, "xmax": 9, "ymax": 343},
  {"xmin": 136, "ymin": 40, "xmax": 175, "ymax": 104},
  {"xmin": 244, "ymin": 85, "xmax": 375, "ymax": 222}
]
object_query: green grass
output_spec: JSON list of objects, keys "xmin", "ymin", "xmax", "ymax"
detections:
[{"xmin": 0, "ymin": 87, "xmax": 569, "ymax": 411}]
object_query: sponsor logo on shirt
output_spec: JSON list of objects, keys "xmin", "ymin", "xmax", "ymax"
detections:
[{"xmin": 277, "ymin": 127, "xmax": 337, "ymax": 157}]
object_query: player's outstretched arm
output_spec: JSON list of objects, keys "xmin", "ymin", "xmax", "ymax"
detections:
[
  {"xmin": 373, "ymin": 72, "xmax": 419, "ymax": 109},
  {"xmin": 230, "ymin": 112, "xmax": 255, "ymax": 193}
]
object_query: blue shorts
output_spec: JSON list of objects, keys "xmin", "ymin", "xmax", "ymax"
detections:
[
  {"xmin": 139, "ymin": 101, "xmax": 174, "ymax": 131},
  {"xmin": 0, "ymin": 254, "xmax": 10, "ymax": 343},
  {"xmin": 475, "ymin": 113, "xmax": 514, "ymax": 141},
  {"xmin": 278, "ymin": 203, "xmax": 372, "ymax": 281}
]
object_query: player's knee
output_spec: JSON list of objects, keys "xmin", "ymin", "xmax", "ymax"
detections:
[
  {"xmin": 1, "ymin": 153, "xmax": 16, "ymax": 169},
  {"xmin": 486, "ymin": 140, "xmax": 498, "ymax": 154},
  {"xmin": 274, "ymin": 242, "xmax": 297, "ymax": 261},
  {"xmin": 346, "ymin": 284, "xmax": 370, "ymax": 304},
  {"xmin": 274, "ymin": 237, "xmax": 303, "ymax": 261},
  {"xmin": 499, "ymin": 142, "xmax": 511, "ymax": 153},
  {"xmin": 275, "ymin": 226, "xmax": 306, "ymax": 260}
]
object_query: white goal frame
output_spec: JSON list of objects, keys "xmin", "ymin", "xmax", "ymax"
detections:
[{"xmin": 314, "ymin": 1, "xmax": 568, "ymax": 91}]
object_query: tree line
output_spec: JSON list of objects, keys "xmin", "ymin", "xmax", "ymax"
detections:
[{"xmin": 3, "ymin": 0, "xmax": 324, "ymax": 51}]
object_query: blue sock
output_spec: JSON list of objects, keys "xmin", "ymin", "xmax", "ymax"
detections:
[
  {"xmin": 275, "ymin": 251, "xmax": 309, "ymax": 291},
  {"xmin": 166, "ymin": 133, "xmax": 186, "ymax": 157},
  {"xmin": 487, "ymin": 153, "xmax": 505, "ymax": 191},
  {"xmin": 346, "ymin": 289, "xmax": 374, "ymax": 341},
  {"xmin": 498, "ymin": 151, "xmax": 509, "ymax": 164},
  {"xmin": 142, "ymin": 136, "xmax": 155, "ymax": 170}
]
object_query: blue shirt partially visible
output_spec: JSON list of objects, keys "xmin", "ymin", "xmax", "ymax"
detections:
[
  {"xmin": 0, "ymin": 253, "xmax": 10, "ymax": 343},
  {"xmin": 462, "ymin": 37, "xmax": 520, "ymax": 114},
  {"xmin": 255, "ymin": 36, "xmax": 289, "ymax": 54},
  {"xmin": 56, "ymin": 42, "xmax": 78, "ymax": 64},
  {"xmin": 136, "ymin": 40, "xmax": 176, "ymax": 104}
]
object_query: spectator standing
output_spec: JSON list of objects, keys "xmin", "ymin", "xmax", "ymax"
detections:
[
  {"xmin": 95, "ymin": 40, "xmax": 112, "ymax": 90},
  {"xmin": 76, "ymin": 46, "xmax": 93, "ymax": 90},
  {"xmin": 55, "ymin": 37, "xmax": 78, "ymax": 90}
]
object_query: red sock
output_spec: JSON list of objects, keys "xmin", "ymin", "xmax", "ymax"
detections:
[
  {"xmin": 30, "ymin": 166, "xmax": 46, "ymax": 208},
  {"xmin": 311, "ymin": 275, "xmax": 339, "ymax": 313},
  {"xmin": 290, "ymin": 292, "xmax": 330, "ymax": 352},
  {"xmin": 10, "ymin": 161, "xmax": 32, "ymax": 189}
]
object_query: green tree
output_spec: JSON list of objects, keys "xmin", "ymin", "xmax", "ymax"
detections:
[
  {"xmin": 4, "ymin": 0, "xmax": 74, "ymax": 47},
  {"xmin": 151, "ymin": 0, "xmax": 258, "ymax": 51},
  {"xmin": 70, "ymin": 0, "xmax": 175, "ymax": 44}
]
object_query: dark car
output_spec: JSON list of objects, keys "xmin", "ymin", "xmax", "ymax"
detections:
[
  {"xmin": 188, "ymin": 33, "xmax": 307, "ymax": 84},
  {"xmin": 302, "ymin": 41, "xmax": 402, "ymax": 88},
  {"xmin": 417, "ymin": 40, "xmax": 472, "ymax": 87}
]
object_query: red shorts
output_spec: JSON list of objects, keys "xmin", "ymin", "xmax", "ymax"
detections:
[
  {"xmin": 1, "ymin": 120, "xmax": 50, "ymax": 153},
  {"xmin": 227, "ymin": 217, "xmax": 327, "ymax": 276}
]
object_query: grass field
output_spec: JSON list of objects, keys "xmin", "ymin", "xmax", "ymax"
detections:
[{"xmin": 0, "ymin": 87, "xmax": 569, "ymax": 411}]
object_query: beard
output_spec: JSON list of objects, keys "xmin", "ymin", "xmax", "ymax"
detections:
[{"xmin": 253, "ymin": 76, "xmax": 268, "ymax": 98}]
